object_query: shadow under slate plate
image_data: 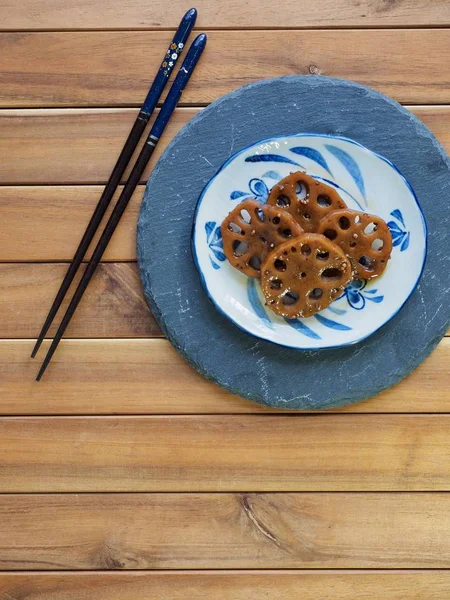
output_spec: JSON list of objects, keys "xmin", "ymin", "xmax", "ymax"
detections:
[{"xmin": 137, "ymin": 76, "xmax": 450, "ymax": 410}]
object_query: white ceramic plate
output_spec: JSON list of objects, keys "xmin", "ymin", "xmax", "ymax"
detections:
[{"xmin": 192, "ymin": 134, "xmax": 427, "ymax": 349}]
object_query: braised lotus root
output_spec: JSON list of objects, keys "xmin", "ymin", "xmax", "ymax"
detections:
[
  {"xmin": 221, "ymin": 198, "xmax": 304, "ymax": 277},
  {"xmin": 261, "ymin": 233, "xmax": 352, "ymax": 318},
  {"xmin": 266, "ymin": 171, "xmax": 347, "ymax": 232},
  {"xmin": 317, "ymin": 209, "xmax": 392, "ymax": 280}
]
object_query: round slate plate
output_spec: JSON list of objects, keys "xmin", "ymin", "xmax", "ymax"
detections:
[{"xmin": 137, "ymin": 76, "xmax": 450, "ymax": 410}]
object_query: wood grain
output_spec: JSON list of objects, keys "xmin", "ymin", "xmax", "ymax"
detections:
[
  {"xmin": 0, "ymin": 493, "xmax": 449, "ymax": 569},
  {"xmin": 1, "ymin": 264, "xmax": 447, "ymax": 340},
  {"xmin": 0, "ymin": 106, "xmax": 446, "ymax": 187},
  {"xmin": 1, "ymin": 30, "xmax": 449, "ymax": 107},
  {"xmin": 1, "ymin": 339, "xmax": 449, "ymax": 414},
  {"xmin": 0, "ymin": 108, "xmax": 193, "ymax": 184},
  {"xmin": 0, "ymin": 416, "xmax": 449, "ymax": 492},
  {"xmin": 0, "ymin": 186, "xmax": 143, "ymax": 262},
  {"xmin": 2, "ymin": 571, "xmax": 450, "ymax": 599},
  {"xmin": 0, "ymin": 263, "xmax": 160, "ymax": 338},
  {"xmin": 2, "ymin": 0, "xmax": 450, "ymax": 29}
]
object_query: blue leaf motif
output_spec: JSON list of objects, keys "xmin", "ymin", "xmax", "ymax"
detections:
[
  {"xmin": 230, "ymin": 190, "xmax": 249, "ymax": 201},
  {"xmin": 210, "ymin": 226, "xmax": 222, "ymax": 246},
  {"xmin": 205, "ymin": 221, "xmax": 215, "ymax": 243},
  {"xmin": 341, "ymin": 279, "xmax": 384, "ymax": 310},
  {"xmin": 387, "ymin": 221, "xmax": 402, "ymax": 234},
  {"xmin": 210, "ymin": 247, "xmax": 226, "ymax": 262},
  {"xmin": 262, "ymin": 170, "xmax": 282, "ymax": 180},
  {"xmin": 401, "ymin": 232, "xmax": 410, "ymax": 252},
  {"xmin": 367, "ymin": 295, "xmax": 384, "ymax": 304},
  {"xmin": 285, "ymin": 318, "xmax": 321, "ymax": 340},
  {"xmin": 325, "ymin": 144, "xmax": 366, "ymax": 203},
  {"xmin": 314, "ymin": 313, "xmax": 352, "ymax": 331},
  {"xmin": 209, "ymin": 256, "xmax": 220, "ymax": 270},
  {"xmin": 249, "ymin": 178, "xmax": 269, "ymax": 201},
  {"xmin": 327, "ymin": 305, "xmax": 347, "ymax": 316},
  {"xmin": 206, "ymin": 221, "xmax": 225, "ymax": 268},
  {"xmin": 347, "ymin": 289, "xmax": 366, "ymax": 310},
  {"xmin": 245, "ymin": 154, "xmax": 301, "ymax": 166},
  {"xmin": 247, "ymin": 279, "xmax": 274, "ymax": 330},
  {"xmin": 390, "ymin": 209, "xmax": 405, "ymax": 227},
  {"xmin": 290, "ymin": 146, "xmax": 333, "ymax": 176}
]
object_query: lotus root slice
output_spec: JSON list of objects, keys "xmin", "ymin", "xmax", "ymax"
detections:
[
  {"xmin": 267, "ymin": 171, "xmax": 347, "ymax": 232},
  {"xmin": 221, "ymin": 198, "xmax": 304, "ymax": 277},
  {"xmin": 261, "ymin": 233, "xmax": 352, "ymax": 318},
  {"xmin": 317, "ymin": 209, "xmax": 392, "ymax": 280}
]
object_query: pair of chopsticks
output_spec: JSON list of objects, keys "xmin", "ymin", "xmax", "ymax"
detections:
[{"xmin": 33, "ymin": 9, "xmax": 206, "ymax": 380}]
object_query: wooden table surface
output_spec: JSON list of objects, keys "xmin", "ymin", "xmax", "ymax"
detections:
[{"xmin": 0, "ymin": 1, "xmax": 449, "ymax": 598}]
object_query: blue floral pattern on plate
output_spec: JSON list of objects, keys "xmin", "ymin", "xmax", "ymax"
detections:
[
  {"xmin": 387, "ymin": 209, "xmax": 410, "ymax": 252},
  {"xmin": 193, "ymin": 134, "xmax": 427, "ymax": 350},
  {"xmin": 205, "ymin": 221, "xmax": 225, "ymax": 270},
  {"xmin": 339, "ymin": 279, "xmax": 384, "ymax": 311}
]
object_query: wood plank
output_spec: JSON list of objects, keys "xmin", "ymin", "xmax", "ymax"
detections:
[
  {"xmin": 0, "ymin": 493, "xmax": 449, "ymax": 568},
  {"xmin": 0, "ymin": 106, "xmax": 447, "ymax": 186},
  {"xmin": 2, "ymin": 0, "xmax": 450, "ymax": 29},
  {"xmin": 0, "ymin": 186, "xmax": 143, "ymax": 262},
  {"xmin": 0, "ymin": 263, "xmax": 160, "ymax": 338},
  {"xmin": 2, "ymin": 264, "xmax": 448, "ymax": 340},
  {"xmin": 1, "ymin": 30, "xmax": 449, "ymax": 107},
  {"xmin": 1, "ymin": 339, "xmax": 449, "ymax": 414},
  {"xmin": 0, "ymin": 108, "xmax": 193, "ymax": 184},
  {"xmin": 0, "ymin": 416, "xmax": 449, "ymax": 491},
  {"xmin": 1, "ymin": 571, "xmax": 450, "ymax": 599}
]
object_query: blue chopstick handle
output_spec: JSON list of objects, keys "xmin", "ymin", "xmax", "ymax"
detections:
[
  {"xmin": 149, "ymin": 33, "xmax": 207, "ymax": 140},
  {"xmin": 141, "ymin": 8, "xmax": 197, "ymax": 115}
]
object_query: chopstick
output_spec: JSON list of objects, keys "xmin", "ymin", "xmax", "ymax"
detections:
[
  {"xmin": 36, "ymin": 33, "xmax": 207, "ymax": 381},
  {"xmin": 31, "ymin": 8, "xmax": 197, "ymax": 359}
]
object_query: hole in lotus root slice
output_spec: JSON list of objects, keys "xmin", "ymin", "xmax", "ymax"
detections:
[
  {"xmin": 249, "ymin": 256, "xmax": 262, "ymax": 271},
  {"xmin": 323, "ymin": 228, "xmax": 337, "ymax": 241},
  {"xmin": 317, "ymin": 209, "xmax": 392, "ymax": 281},
  {"xmin": 282, "ymin": 290, "xmax": 300, "ymax": 305},
  {"xmin": 274, "ymin": 259, "xmax": 287, "ymax": 272},
  {"xmin": 280, "ymin": 228, "xmax": 292, "ymax": 238},
  {"xmin": 240, "ymin": 209, "xmax": 251, "ymax": 224},
  {"xmin": 359, "ymin": 255, "xmax": 376, "ymax": 272},
  {"xmin": 276, "ymin": 195, "xmax": 291, "ymax": 207},
  {"xmin": 309, "ymin": 288, "xmax": 323, "ymax": 300},
  {"xmin": 371, "ymin": 238, "xmax": 384, "ymax": 251},
  {"xmin": 221, "ymin": 199, "xmax": 304, "ymax": 277},
  {"xmin": 317, "ymin": 195, "xmax": 332, "ymax": 207},
  {"xmin": 338, "ymin": 215, "xmax": 351, "ymax": 230},
  {"xmin": 255, "ymin": 207, "xmax": 265, "ymax": 222},
  {"xmin": 267, "ymin": 171, "xmax": 347, "ymax": 232},
  {"xmin": 364, "ymin": 222, "xmax": 378, "ymax": 235},
  {"xmin": 321, "ymin": 267, "xmax": 343, "ymax": 281},
  {"xmin": 260, "ymin": 234, "xmax": 352, "ymax": 319},
  {"xmin": 295, "ymin": 181, "xmax": 309, "ymax": 202},
  {"xmin": 270, "ymin": 278, "xmax": 283, "ymax": 290},
  {"xmin": 232, "ymin": 240, "xmax": 249, "ymax": 257},
  {"xmin": 228, "ymin": 221, "xmax": 244, "ymax": 235}
]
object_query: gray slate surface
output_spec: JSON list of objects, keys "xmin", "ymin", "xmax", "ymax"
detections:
[{"xmin": 137, "ymin": 76, "xmax": 450, "ymax": 410}]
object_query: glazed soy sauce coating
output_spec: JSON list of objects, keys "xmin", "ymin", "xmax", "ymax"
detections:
[
  {"xmin": 317, "ymin": 209, "xmax": 392, "ymax": 280},
  {"xmin": 221, "ymin": 198, "xmax": 304, "ymax": 277},
  {"xmin": 266, "ymin": 171, "xmax": 347, "ymax": 232},
  {"xmin": 261, "ymin": 233, "xmax": 352, "ymax": 319}
]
